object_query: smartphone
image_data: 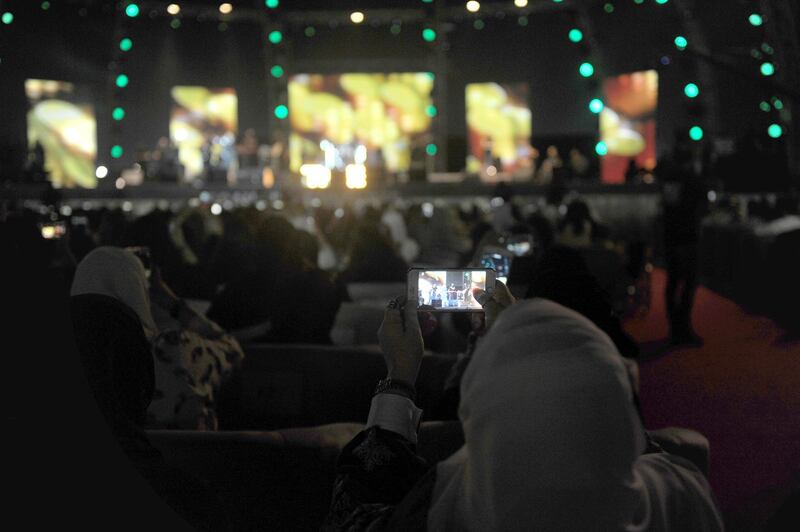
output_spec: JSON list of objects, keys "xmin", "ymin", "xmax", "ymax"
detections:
[
  {"xmin": 479, "ymin": 247, "xmax": 512, "ymax": 285},
  {"xmin": 126, "ymin": 246, "xmax": 152, "ymax": 279},
  {"xmin": 40, "ymin": 221, "xmax": 66, "ymax": 240},
  {"xmin": 407, "ymin": 268, "xmax": 495, "ymax": 312},
  {"xmin": 506, "ymin": 234, "xmax": 534, "ymax": 257}
]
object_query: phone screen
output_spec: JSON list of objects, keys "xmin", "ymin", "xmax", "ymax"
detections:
[
  {"xmin": 410, "ymin": 269, "xmax": 491, "ymax": 311},
  {"xmin": 480, "ymin": 251, "xmax": 511, "ymax": 284},
  {"xmin": 506, "ymin": 235, "xmax": 534, "ymax": 257},
  {"xmin": 40, "ymin": 222, "xmax": 66, "ymax": 239}
]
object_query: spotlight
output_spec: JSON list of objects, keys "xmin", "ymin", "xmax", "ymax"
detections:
[
  {"xmin": 119, "ymin": 38, "xmax": 133, "ymax": 52},
  {"xmin": 466, "ymin": 1, "xmax": 480, "ymax": 14},
  {"xmin": 568, "ymin": 28, "xmax": 583, "ymax": 43},
  {"xmin": 116, "ymin": 74, "xmax": 129, "ymax": 88},
  {"xmin": 345, "ymin": 164, "xmax": 367, "ymax": 189},
  {"xmin": 268, "ymin": 30, "xmax": 282, "ymax": 44},
  {"xmin": 595, "ymin": 141, "xmax": 608, "ymax": 156},
  {"xmin": 1, "ymin": 12, "xmax": 13, "ymax": 24},
  {"xmin": 111, "ymin": 145, "xmax": 124, "ymax": 158},
  {"xmin": 684, "ymin": 83, "xmax": 699, "ymax": 98},
  {"xmin": 426, "ymin": 143, "xmax": 437, "ymax": 156},
  {"xmin": 748, "ymin": 14, "xmax": 763, "ymax": 26},
  {"xmin": 274, "ymin": 105, "xmax": 288, "ymax": 120},
  {"xmin": 167, "ymin": 4, "xmax": 180, "ymax": 15},
  {"xmin": 674, "ymin": 35, "xmax": 687, "ymax": 50},
  {"xmin": 589, "ymin": 99, "xmax": 604, "ymax": 114},
  {"xmin": 305, "ymin": 26, "xmax": 316, "ymax": 37},
  {"xmin": 760, "ymin": 62, "xmax": 775, "ymax": 76},
  {"xmin": 210, "ymin": 203, "xmax": 223, "ymax": 215},
  {"xmin": 95, "ymin": 166, "xmax": 108, "ymax": 179},
  {"xmin": 767, "ymin": 124, "xmax": 783, "ymax": 139},
  {"xmin": 115, "ymin": 177, "xmax": 126, "ymax": 190},
  {"xmin": 422, "ymin": 28, "xmax": 437, "ymax": 42},
  {"xmin": 514, "ymin": 0, "xmax": 528, "ymax": 7},
  {"xmin": 689, "ymin": 126, "xmax": 703, "ymax": 141},
  {"xmin": 125, "ymin": 4, "xmax": 140, "ymax": 18},
  {"xmin": 300, "ymin": 164, "xmax": 332, "ymax": 189},
  {"xmin": 350, "ymin": 11, "xmax": 365, "ymax": 24},
  {"xmin": 270, "ymin": 65, "xmax": 284, "ymax": 78},
  {"xmin": 266, "ymin": 0, "xmax": 279, "ymax": 8},
  {"xmin": 112, "ymin": 107, "xmax": 125, "ymax": 122},
  {"xmin": 219, "ymin": 3, "xmax": 233, "ymax": 15},
  {"xmin": 579, "ymin": 62, "xmax": 594, "ymax": 77}
]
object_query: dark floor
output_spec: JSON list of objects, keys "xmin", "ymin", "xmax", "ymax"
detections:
[{"xmin": 624, "ymin": 269, "xmax": 800, "ymax": 531}]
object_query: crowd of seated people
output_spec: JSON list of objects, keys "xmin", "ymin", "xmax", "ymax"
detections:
[{"xmin": 9, "ymin": 186, "xmax": 799, "ymax": 530}]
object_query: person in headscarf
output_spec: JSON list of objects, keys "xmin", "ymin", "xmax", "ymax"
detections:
[
  {"xmin": 72, "ymin": 247, "xmax": 244, "ymax": 430},
  {"xmin": 322, "ymin": 294, "xmax": 723, "ymax": 531},
  {"xmin": 70, "ymin": 247, "xmax": 225, "ymax": 530}
]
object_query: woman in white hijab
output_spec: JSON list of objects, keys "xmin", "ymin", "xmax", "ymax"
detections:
[{"xmin": 323, "ymin": 287, "xmax": 723, "ymax": 531}]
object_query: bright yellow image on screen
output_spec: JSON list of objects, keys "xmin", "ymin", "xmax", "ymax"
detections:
[
  {"xmin": 288, "ymin": 73, "xmax": 434, "ymax": 178},
  {"xmin": 25, "ymin": 79, "xmax": 97, "ymax": 188},
  {"xmin": 170, "ymin": 86, "xmax": 238, "ymax": 181}
]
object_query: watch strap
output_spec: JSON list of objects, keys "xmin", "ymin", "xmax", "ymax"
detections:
[{"xmin": 374, "ymin": 378, "xmax": 417, "ymax": 402}]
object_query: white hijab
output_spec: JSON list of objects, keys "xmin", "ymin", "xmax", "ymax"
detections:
[
  {"xmin": 71, "ymin": 247, "xmax": 158, "ymax": 339},
  {"xmin": 427, "ymin": 298, "xmax": 723, "ymax": 532}
]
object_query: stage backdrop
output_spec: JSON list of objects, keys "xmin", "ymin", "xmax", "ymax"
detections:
[
  {"xmin": 465, "ymin": 82, "xmax": 532, "ymax": 180},
  {"xmin": 170, "ymin": 86, "xmax": 238, "ymax": 181},
  {"xmin": 25, "ymin": 79, "xmax": 96, "ymax": 188},
  {"xmin": 288, "ymin": 73, "xmax": 434, "ymax": 185},
  {"xmin": 599, "ymin": 70, "xmax": 658, "ymax": 184}
]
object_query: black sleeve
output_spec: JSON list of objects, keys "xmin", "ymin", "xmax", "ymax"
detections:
[{"xmin": 322, "ymin": 427, "xmax": 430, "ymax": 532}]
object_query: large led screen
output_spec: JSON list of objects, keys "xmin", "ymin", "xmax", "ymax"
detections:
[
  {"xmin": 599, "ymin": 70, "xmax": 658, "ymax": 184},
  {"xmin": 25, "ymin": 79, "xmax": 97, "ymax": 188},
  {"xmin": 466, "ymin": 82, "xmax": 532, "ymax": 179},
  {"xmin": 170, "ymin": 86, "xmax": 238, "ymax": 181},
  {"xmin": 288, "ymin": 73, "xmax": 434, "ymax": 179}
]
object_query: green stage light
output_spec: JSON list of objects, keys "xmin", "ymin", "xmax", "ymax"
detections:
[
  {"xmin": 518, "ymin": 16, "xmax": 528, "ymax": 26},
  {"xmin": 761, "ymin": 43, "xmax": 773, "ymax": 54},
  {"xmin": 274, "ymin": 105, "xmax": 288, "ymax": 120},
  {"xmin": 589, "ymin": 99, "xmax": 604, "ymax": 114},
  {"xmin": 689, "ymin": 126, "xmax": 703, "ymax": 141},
  {"xmin": 749, "ymin": 14, "xmax": 763, "ymax": 26},
  {"xmin": 125, "ymin": 3, "xmax": 140, "ymax": 18},
  {"xmin": 305, "ymin": 26, "xmax": 316, "ymax": 37},
  {"xmin": 426, "ymin": 143, "xmax": 437, "ymax": 156},
  {"xmin": 426, "ymin": 104, "xmax": 437, "ymax": 117},
  {"xmin": 266, "ymin": 0, "xmax": 279, "ymax": 8},
  {"xmin": 674, "ymin": 36, "xmax": 687, "ymax": 50},
  {"xmin": 684, "ymin": 83, "xmax": 699, "ymax": 98},
  {"xmin": 634, "ymin": 0, "xmax": 644, "ymax": 4},
  {"xmin": 426, "ymin": 72, "xmax": 435, "ymax": 80},
  {"xmin": 268, "ymin": 30, "xmax": 282, "ymax": 44},
  {"xmin": 111, "ymin": 145, "xmax": 124, "ymax": 158},
  {"xmin": 115, "ymin": 74, "xmax": 129, "ymax": 88},
  {"xmin": 595, "ymin": 141, "xmax": 608, "ymax": 156},
  {"xmin": 41, "ymin": 2, "xmax": 51, "ymax": 10},
  {"xmin": 270, "ymin": 65, "xmax": 284, "ymax": 78},
  {"xmin": 760, "ymin": 62, "xmax": 774, "ymax": 76},
  {"xmin": 422, "ymin": 28, "xmax": 436, "ymax": 42},
  {"xmin": 390, "ymin": 24, "xmax": 401, "ymax": 35},
  {"xmin": 422, "ymin": 0, "xmax": 434, "ymax": 3},
  {"xmin": 2, "ymin": 12, "xmax": 13, "ymax": 24},
  {"xmin": 568, "ymin": 29, "xmax": 583, "ymax": 43},
  {"xmin": 112, "ymin": 107, "xmax": 126, "ymax": 121},
  {"xmin": 579, "ymin": 62, "xmax": 594, "ymax": 77},
  {"xmin": 759, "ymin": 101, "xmax": 771, "ymax": 112},
  {"xmin": 474, "ymin": 19, "xmax": 485, "ymax": 30},
  {"xmin": 119, "ymin": 38, "xmax": 133, "ymax": 52},
  {"xmin": 773, "ymin": 98, "xmax": 784, "ymax": 110},
  {"xmin": 767, "ymin": 124, "xmax": 782, "ymax": 138},
  {"xmin": 655, "ymin": 0, "xmax": 669, "ymax": 4},
  {"xmin": 170, "ymin": 18, "xmax": 181, "ymax": 29},
  {"xmin": 603, "ymin": 3, "xmax": 614, "ymax": 13}
]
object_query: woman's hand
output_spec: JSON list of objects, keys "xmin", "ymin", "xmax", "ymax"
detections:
[
  {"xmin": 472, "ymin": 280, "xmax": 516, "ymax": 333},
  {"xmin": 377, "ymin": 297, "xmax": 424, "ymax": 386}
]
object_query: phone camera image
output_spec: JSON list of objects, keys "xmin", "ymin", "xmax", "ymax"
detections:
[
  {"xmin": 39, "ymin": 222, "xmax": 66, "ymax": 240},
  {"xmin": 480, "ymin": 252, "xmax": 510, "ymax": 283},
  {"xmin": 416, "ymin": 270, "xmax": 487, "ymax": 310}
]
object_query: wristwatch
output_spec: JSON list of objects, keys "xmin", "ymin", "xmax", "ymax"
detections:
[{"xmin": 374, "ymin": 378, "xmax": 417, "ymax": 402}]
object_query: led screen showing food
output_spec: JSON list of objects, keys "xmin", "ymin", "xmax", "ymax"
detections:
[
  {"xmin": 25, "ymin": 79, "xmax": 97, "ymax": 188},
  {"xmin": 170, "ymin": 86, "xmax": 238, "ymax": 180},
  {"xmin": 466, "ymin": 82, "xmax": 532, "ymax": 179},
  {"xmin": 288, "ymin": 73, "xmax": 434, "ymax": 178},
  {"xmin": 600, "ymin": 70, "xmax": 658, "ymax": 184}
]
